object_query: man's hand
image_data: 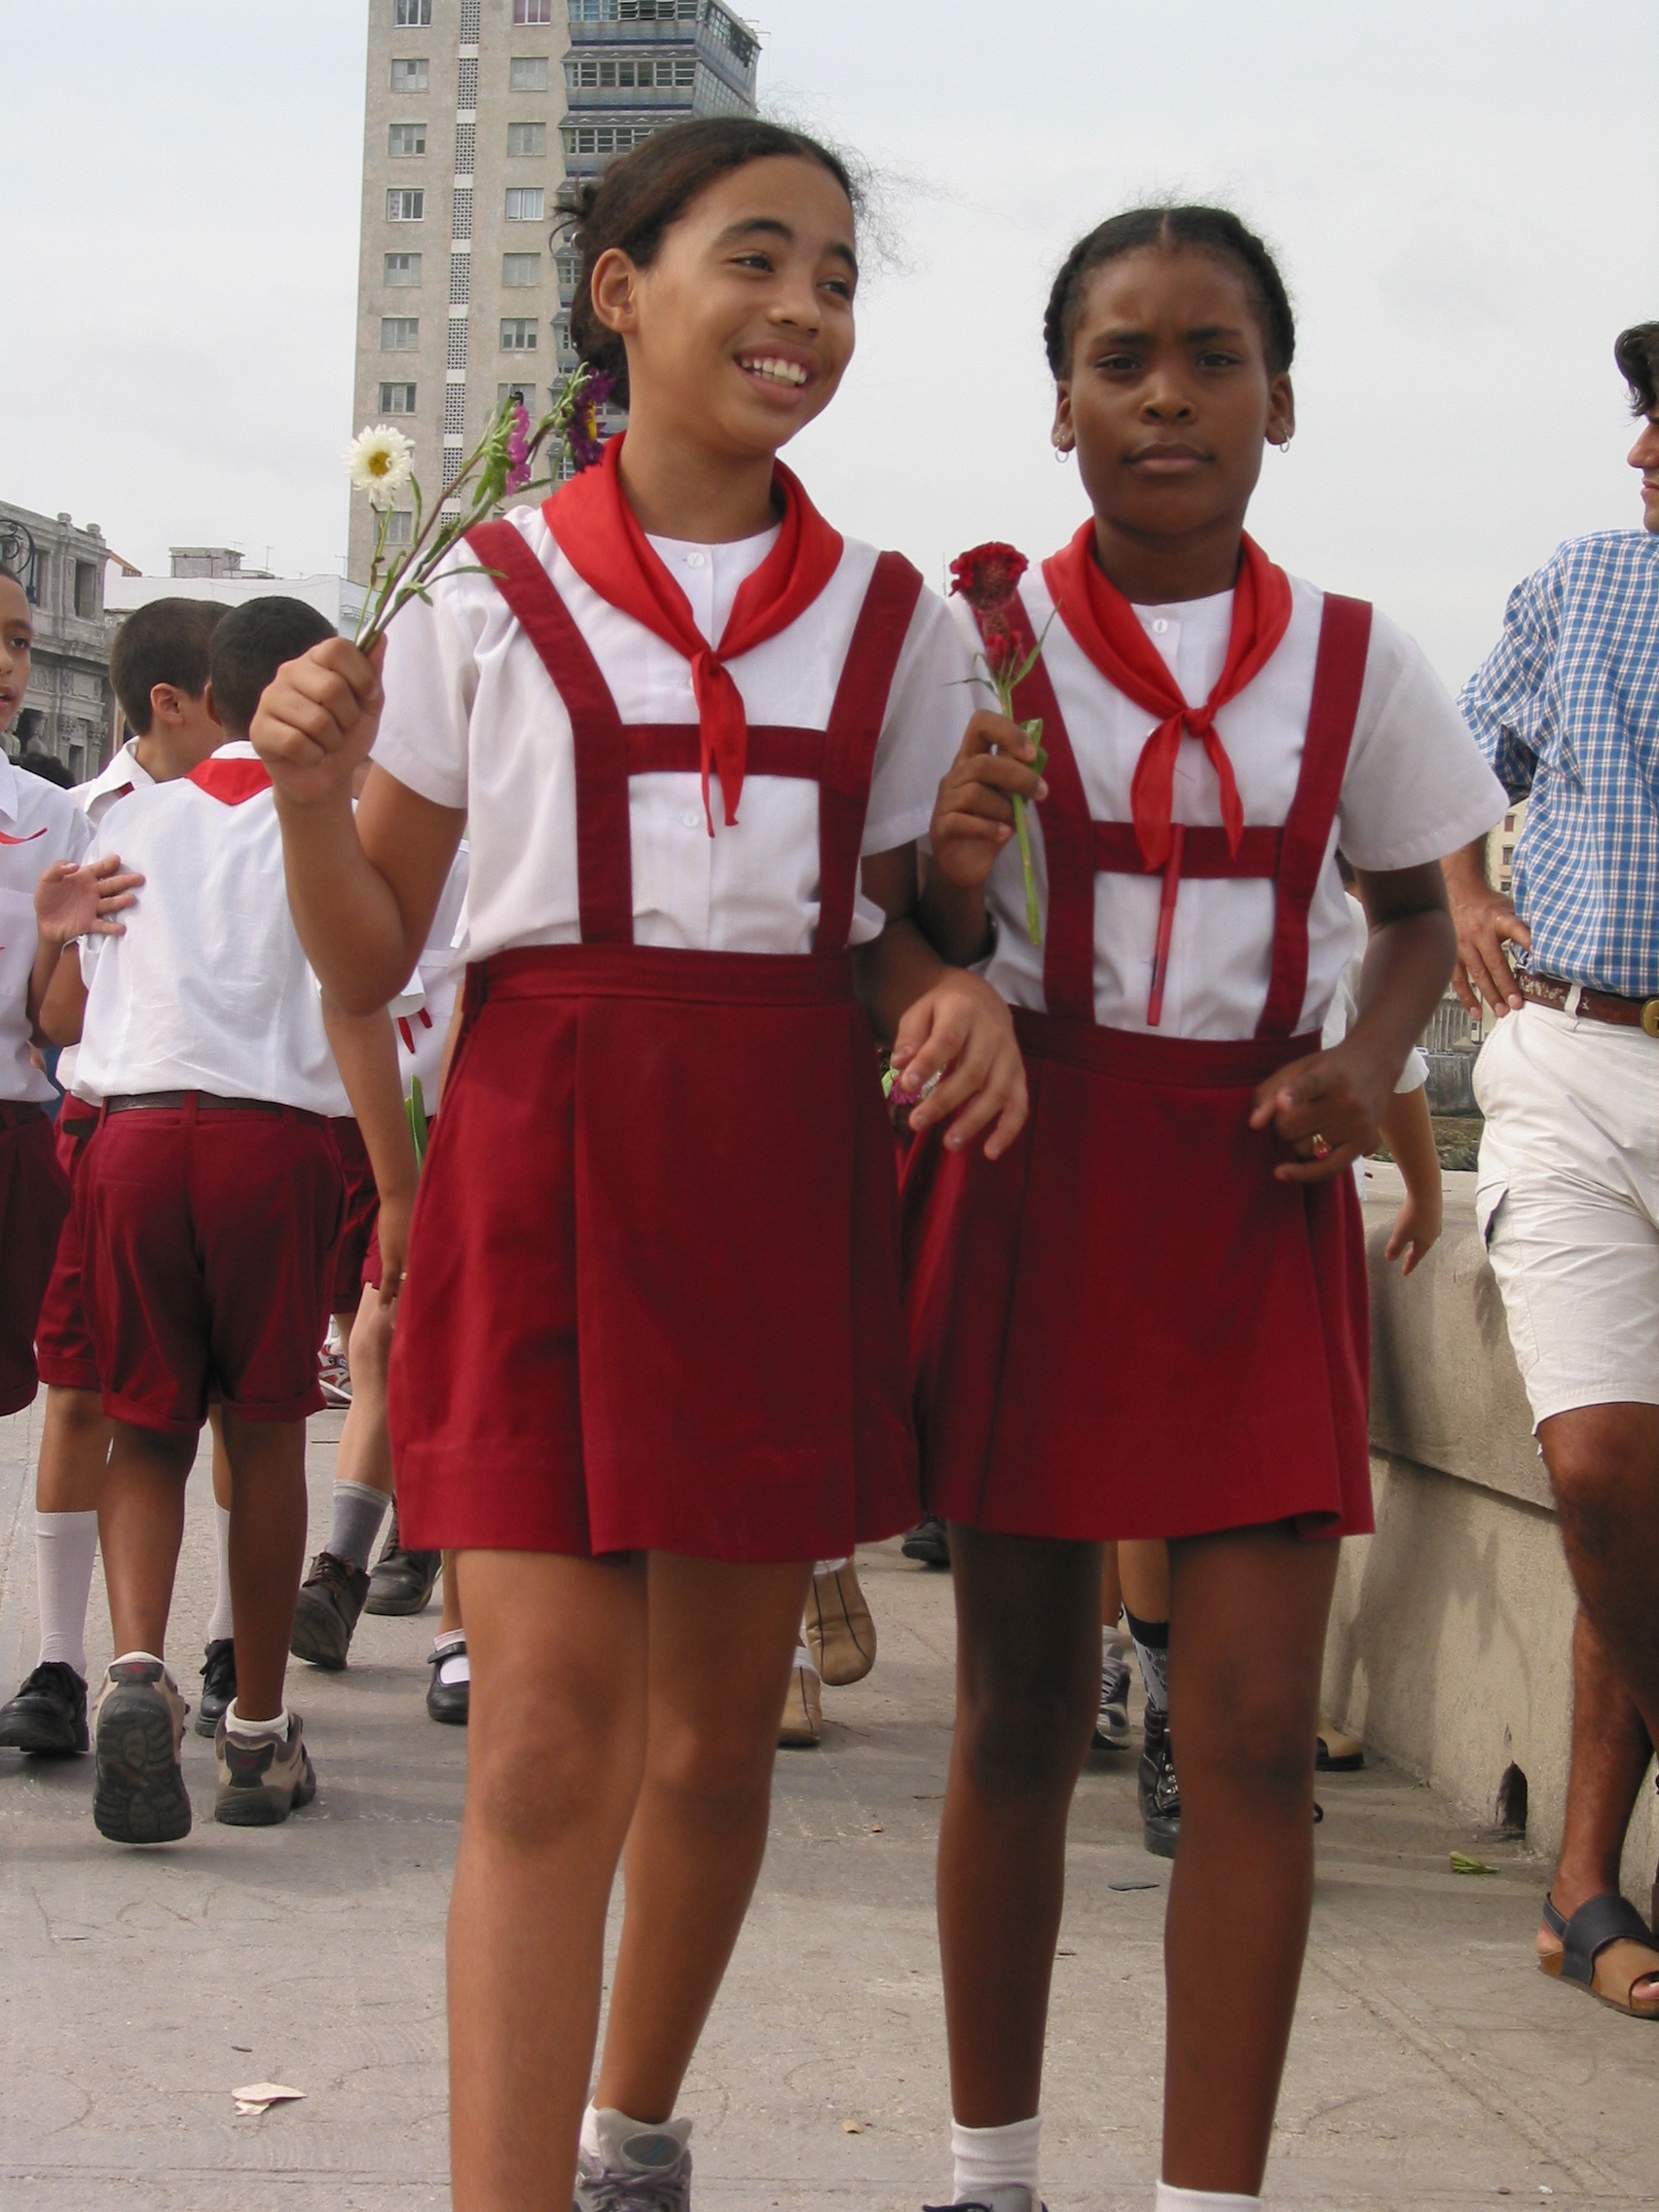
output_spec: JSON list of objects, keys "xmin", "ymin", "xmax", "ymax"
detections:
[
  {"xmin": 251, "ymin": 637, "xmax": 386, "ymax": 808},
  {"xmin": 33, "ymin": 855, "xmax": 143, "ymax": 946},
  {"xmin": 1249, "ymin": 1039, "xmax": 1390, "ymax": 1183},
  {"xmin": 929, "ymin": 710, "xmax": 1048, "ymax": 891},
  {"xmin": 891, "ymin": 970, "xmax": 1028, "ymax": 1160},
  {"xmin": 1442, "ymin": 839, "xmax": 1530, "ymax": 1015}
]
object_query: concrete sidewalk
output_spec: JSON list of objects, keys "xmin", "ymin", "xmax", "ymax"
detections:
[{"xmin": 0, "ymin": 1402, "xmax": 1652, "ymax": 2209}]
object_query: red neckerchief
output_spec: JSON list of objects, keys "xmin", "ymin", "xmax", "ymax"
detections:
[
  {"xmin": 189, "ymin": 757, "xmax": 272, "ymax": 805},
  {"xmin": 545, "ymin": 432, "xmax": 844, "ymax": 832},
  {"xmin": 1043, "ymin": 522, "xmax": 1294, "ymax": 870}
]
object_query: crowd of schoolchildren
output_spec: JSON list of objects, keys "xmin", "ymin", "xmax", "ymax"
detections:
[{"xmin": 0, "ymin": 111, "xmax": 1650, "ymax": 2212}]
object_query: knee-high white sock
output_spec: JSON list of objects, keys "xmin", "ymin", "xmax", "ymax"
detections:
[
  {"xmin": 1155, "ymin": 2186, "xmax": 1262, "ymax": 2209},
  {"xmin": 205, "ymin": 1504, "xmax": 235, "ymax": 1643},
  {"xmin": 952, "ymin": 2114, "xmax": 1042, "ymax": 2197},
  {"xmin": 34, "ymin": 1510, "xmax": 98, "ymax": 1677}
]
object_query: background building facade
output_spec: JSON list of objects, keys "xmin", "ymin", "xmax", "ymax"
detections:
[
  {"xmin": 349, "ymin": 0, "xmax": 759, "ymax": 585},
  {"xmin": 0, "ymin": 499, "xmax": 121, "ymax": 775}
]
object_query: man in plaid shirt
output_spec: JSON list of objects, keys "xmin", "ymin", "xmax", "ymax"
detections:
[{"xmin": 1449, "ymin": 320, "xmax": 1659, "ymax": 2018}]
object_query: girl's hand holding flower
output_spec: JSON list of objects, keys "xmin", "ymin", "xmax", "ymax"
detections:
[
  {"xmin": 890, "ymin": 970, "xmax": 1028, "ymax": 1161},
  {"xmin": 251, "ymin": 637, "xmax": 386, "ymax": 810},
  {"xmin": 931, "ymin": 709, "xmax": 1049, "ymax": 891}
]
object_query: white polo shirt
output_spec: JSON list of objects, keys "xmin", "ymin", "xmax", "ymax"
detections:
[
  {"xmin": 371, "ymin": 506, "xmax": 970, "ymax": 964},
  {"xmin": 961, "ymin": 574, "xmax": 1506, "ymax": 1041},
  {"xmin": 0, "ymin": 756, "xmax": 92, "ymax": 1103},
  {"xmin": 55, "ymin": 740, "xmax": 161, "ymax": 1101},
  {"xmin": 75, "ymin": 743, "xmax": 343, "ymax": 1112},
  {"xmin": 389, "ymin": 843, "xmax": 469, "ymax": 1104}
]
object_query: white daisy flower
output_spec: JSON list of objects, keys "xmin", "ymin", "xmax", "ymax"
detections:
[{"xmin": 345, "ymin": 424, "xmax": 416, "ymax": 510}]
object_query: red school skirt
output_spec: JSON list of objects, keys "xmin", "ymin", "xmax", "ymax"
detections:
[
  {"xmin": 903, "ymin": 1014, "xmax": 1372, "ymax": 1543},
  {"xmin": 387, "ymin": 944, "xmax": 918, "ymax": 1562}
]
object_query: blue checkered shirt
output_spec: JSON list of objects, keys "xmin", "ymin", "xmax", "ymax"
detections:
[{"xmin": 1459, "ymin": 530, "xmax": 1659, "ymax": 996}]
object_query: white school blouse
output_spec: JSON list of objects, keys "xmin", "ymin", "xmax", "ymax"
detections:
[
  {"xmin": 371, "ymin": 506, "xmax": 970, "ymax": 966},
  {"xmin": 56, "ymin": 740, "xmax": 160, "ymax": 1102},
  {"xmin": 956, "ymin": 574, "xmax": 1506, "ymax": 1042},
  {"xmin": 0, "ymin": 756, "xmax": 92, "ymax": 1103}
]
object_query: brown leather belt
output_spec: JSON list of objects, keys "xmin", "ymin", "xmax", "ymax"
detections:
[
  {"xmin": 0, "ymin": 1100, "xmax": 49, "ymax": 1129},
  {"xmin": 1517, "ymin": 970, "xmax": 1659, "ymax": 1038},
  {"xmin": 104, "ymin": 1091, "xmax": 317, "ymax": 1118}
]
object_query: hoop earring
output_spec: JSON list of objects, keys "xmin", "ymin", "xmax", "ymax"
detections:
[
  {"xmin": 1276, "ymin": 432, "xmax": 1294, "ymax": 454},
  {"xmin": 1053, "ymin": 444, "xmax": 1071, "ymax": 463}
]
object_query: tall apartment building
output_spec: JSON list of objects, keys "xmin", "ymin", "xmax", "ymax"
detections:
[{"xmin": 350, "ymin": 0, "xmax": 760, "ymax": 583}]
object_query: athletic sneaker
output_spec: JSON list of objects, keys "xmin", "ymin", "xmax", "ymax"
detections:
[
  {"xmin": 213, "ymin": 1711, "xmax": 316, "ymax": 1826},
  {"xmin": 0, "ymin": 1660, "xmax": 89, "ymax": 1754},
  {"xmin": 289, "ymin": 1550, "xmax": 371, "ymax": 1670},
  {"xmin": 195, "ymin": 1639, "xmax": 237, "ymax": 1739},
  {"xmin": 317, "ymin": 1347, "xmax": 352, "ymax": 1408},
  {"xmin": 574, "ymin": 2110, "xmax": 692, "ymax": 2210},
  {"xmin": 92, "ymin": 1659, "xmax": 192, "ymax": 1844},
  {"xmin": 901, "ymin": 1515, "xmax": 950, "ymax": 1568},
  {"xmin": 365, "ymin": 1508, "xmax": 442, "ymax": 1617},
  {"xmin": 1091, "ymin": 1643, "xmax": 1132, "ymax": 1751},
  {"xmin": 803, "ymin": 1560, "xmax": 877, "ymax": 1684},
  {"xmin": 777, "ymin": 1652, "xmax": 822, "ymax": 1748},
  {"xmin": 924, "ymin": 2194, "xmax": 1046, "ymax": 2212},
  {"xmin": 425, "ymin": 1638, "xmax": 470, "ymax": 1725},
  {"xmin": 1139, "ymin": 1704, "xmax": 1181, "ymax": 1858}
]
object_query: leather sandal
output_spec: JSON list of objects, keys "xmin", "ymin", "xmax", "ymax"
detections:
[{"xmin": 1539, "ymin": 1890, "xmax": 1659, "ymax": 2019}]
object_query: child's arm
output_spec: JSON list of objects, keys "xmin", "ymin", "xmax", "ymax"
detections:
[
  {"xmin": 1250, "ymin": 860, "xmax": 1456, "ymax": 1181},
  {"xmin": 322, "ymin": 998, "xmax": 421, "ymax": 1302},
  {"xmin": 38, "ymin": 945, "xmax": 87, "ymax": 1049},
  {"xmin": 853, "ymin": 844, "xmax": 1027, "ymax": 1161},
  {"xmin": 251, "ymin": 641, "xmax": 464, "ymax": 1014},
  {"xmin": 916, "ymin": 708, "xmax": 1048, "ymax": 967},
  {"xmin": 27, "ymin": 855, "xmax": 142, "ymax": 1040},
  {"xmin": 1378, "ymin": 1084, "xmax": 1442, "ymax": 1274}
]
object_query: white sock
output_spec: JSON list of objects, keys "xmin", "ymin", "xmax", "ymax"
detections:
[
  {"xmin": 792, "ymin": 1643, "xmax": 818, "ymax": 1676},
  {"xmin": 34, "ymin": 1509, "xmax": 98, "ymax": 1677},
  {"xmin": 579, "ymin": 2103, "xmax": 691, "ymax": 2171},
  {"xmin": 225, "ymin": 1699, "xmax": 288, "ymax": 1743},
  {"xmin": 433, "ymin": 1629, "xmax": 469, "ymax": 1685},
  {"xmin": 952, "ymin": 2113, "xmax": 1042, "ymax": 2197},
  {"xmin": 815, "ymin": 1555, "xmax": 851, "ymax": 1576},
  {"xmin": 206, "ymin": 1504, "xmax": 235, "ymax": 1642},
  {"xmin": 1155, "ymin": 2186, "xmax": 1262, "ymax": 2209}
]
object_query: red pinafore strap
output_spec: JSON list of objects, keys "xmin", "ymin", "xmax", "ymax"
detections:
[
  {"xmin": 989, "ymin": 590, "xmax": 1374, "ymax": 1037},
  {"xmin": 468, "ymin": 522, "xmax": 923, "ymax": 954}
]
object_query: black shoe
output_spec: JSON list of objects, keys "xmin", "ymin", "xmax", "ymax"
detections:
[
  {"xmin": 365, "ymin": 1508, "xmax": 442, "ymax": 1617},
  {"xmin": 1139, "ymin": 1704, "xmax": 1181, "ymax": 1858},
  {"xmin": 195, "ymin": 1639, "xmax": 237, "ymax": 1739},
  {"xmin": 425, "ymin": 1639, "xmax": 470, "ymax": 1725},
  {"xmin": 0, "ymin": 1660, "xmax": 90, "ymax": 1754},
  {"xmin": 901, "ymin": 1515, "xmax": 951, "ymax": 1568},
  {"xmin": 289, "ymin": 1551, "xmax": 371, "ymax": 1670}
]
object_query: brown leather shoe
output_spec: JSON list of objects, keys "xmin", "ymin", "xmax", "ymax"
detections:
[
  {"xmin": 289, "ymin": 1550, "xmax": 371, "ymax": 1671},
  {"xmin": 803, "ymin": 1561, "xmax": 877, "ymax": 1685},
  {"xmin": 777, "ymin": 1653, "xmax": 822, "ymax": 1748}
]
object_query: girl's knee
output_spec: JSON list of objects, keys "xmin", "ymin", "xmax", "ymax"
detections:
[
  {"xmin": 1182, "ymin": 1675, "xmax": 1316, "ymax": 1803},
  {"xmin": 468, "ymin": 1686, "xmax": 639, "ymax": 1849},
  {"xmin": 957, "ymin": 1663, "xmax": 1096, "ymax": 1797}
]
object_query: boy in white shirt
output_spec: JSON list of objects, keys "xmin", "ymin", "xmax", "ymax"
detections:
[{"xmin": 55, "ymin": 597, "xmax": 348, "ymax": 1843}]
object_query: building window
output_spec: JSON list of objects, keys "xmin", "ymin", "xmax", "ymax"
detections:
[
  {"xmin": 388, "ymin": 122, "xmax": 427, "ymax": 157},
  {"xmin": 513, "ymin": 0, "xmax": 553, "ymax": 21},
  {"xmin": 502, "ymin": 253, "xmax": 541, "ymax": 287},
  {"xmin": 390, "ymin": 58, "xmax": 428, "ymax": 91},
  {"xmin": 566, "ymin": 56, "xmax": 695, "ymax": 89},
  {"xmin": 500, "ymin": 317, "xmax": 538, "ymax": 351},
  {"xmin": 562, "ymin": 122, "xmax": 655, "ymax": 157},
  {"xmin": 498, "ymin": 381, "xmax": 536, "ymax": 408},
  {"xmin": 380, "ymin": 382, "xmax": 418, "ymax": 414},
  {"xmin": 387, "ymin": 189, "xmax": 425, "ymax": 222},
  {"xmin": 385, "ymin": 250, "xmax": 423, "ymax": 285},
  {"xmin": 381, "ymin": 316, "xmax": 421, "ymax": 350},
  {"xmin": 386, "ymin": 511, "xmax": 416, "ymax": 547},
  {"xmin": 393, "ymin": 0, "xmax": 431, "ymax": 23},
  {"xmin": 567, "ymin": 0, "xmax": 699, "ymax": 16},
  {"xmin": 507, "ymin": 123, "xmax": 547, "ymax": 157},
  {"xmin": 510, "ymin": 55, "xmax": 549, "ymax": 91},
  {"xmin": 505, "ymin": 188, "xmax": 545, "ymax": 221},
  {"xmin": 74, "ymin": 562, "xmax": 98, "ymax": 620}
]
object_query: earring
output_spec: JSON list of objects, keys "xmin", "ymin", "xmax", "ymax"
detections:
[
  {"xmin": 1053, "ymin": 443, "xmax": 1071, "ymax": 463},
  {"xmin": 1276, "ymin": 431, "xmax": 1294, "ymax": 454}
]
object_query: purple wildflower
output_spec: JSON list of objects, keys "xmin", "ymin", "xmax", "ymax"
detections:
[
  {"xmin": 569, "ymin": 370, "xmax": 615, "ymax": 471},
  {"xmin": 504, "ymin": 400, "xmax": 533, "ymax": 494}
]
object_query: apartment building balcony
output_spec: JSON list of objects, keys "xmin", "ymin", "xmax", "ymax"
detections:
[{"xmin": 568, "ymin": 11, "xmax": 756, "ymax": 104}]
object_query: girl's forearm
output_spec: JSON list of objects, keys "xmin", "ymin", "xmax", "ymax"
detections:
[
  {"xmin": 1347, "ymin": 907, "xmax": 1456, "ymax": 1090},
  {"xmin": 1379, "ymin": 1085, "xmax": 1440, "ymax": 1204},
  {"xmin": 917, "ymin": 869, "xmax": 991, "ymax": 969},
  {"xmin": 274, "ymin": 790, "xmax": 421, "ymax": 1014},
  {"xmin": 323, "ymin": 1000, "xmax": 420, "ymax": 1203},
  {"xmin": 852, "ymin": 915, "xmax": 949, "ymax": 1048}
]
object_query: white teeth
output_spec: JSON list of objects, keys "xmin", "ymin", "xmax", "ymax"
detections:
[{"xmin": 741, "ymin": 356, "xmax": 808, "ymax": 387}]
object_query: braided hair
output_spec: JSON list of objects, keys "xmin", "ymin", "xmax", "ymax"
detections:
[{"xmin": 1043, "ymin": 204, "xmax": 1295, "ymax": 381}]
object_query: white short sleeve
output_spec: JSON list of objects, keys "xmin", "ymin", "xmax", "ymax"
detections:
[
  {"xmin": 863, "ymin": 586, "xmax": 972, "ymax": 857},
  {"xmin": 1337, "ymin": 612, "xmax": 1506, "ymax": 871},
  {"xmin": 371, "ymin": 563, "xmax": 483, "ymax": 813}
]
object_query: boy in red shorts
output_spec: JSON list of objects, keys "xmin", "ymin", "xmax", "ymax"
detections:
[{"xmin": 54, "ymin": 597, "xmax": 347, "ymax": 1842}]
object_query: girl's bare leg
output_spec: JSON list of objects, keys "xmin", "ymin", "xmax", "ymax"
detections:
[{"xmin": 1161, "ymin": 1524, "xmax": 1339, "ymax": 2194}]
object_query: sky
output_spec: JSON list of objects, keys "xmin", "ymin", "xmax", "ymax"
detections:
[{"xmin": 4, "ymin": 0, "xmax": 1655, "ymax": 687}]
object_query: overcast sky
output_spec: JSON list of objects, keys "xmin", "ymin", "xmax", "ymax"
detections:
[{"xmin": 5, "ymin": 1, "xmax": 1654, "ymax": 685}]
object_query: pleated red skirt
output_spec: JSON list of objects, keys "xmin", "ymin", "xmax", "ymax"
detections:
[
  {"xmin": 903, "ymin": 1012, "xmax": 1372, "ymax": 1543},
  {"xmin": 388, "ymin": 943, "xmax": 918, "ymax": 1561}
]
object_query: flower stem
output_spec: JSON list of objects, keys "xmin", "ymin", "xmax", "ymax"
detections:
[{"xmin": 1012, "ymin": 793, "xmax": 1042, "ymax": 946}]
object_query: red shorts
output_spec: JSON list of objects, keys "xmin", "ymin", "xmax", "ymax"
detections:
[
  {"xmin": 0, "ymin": 1106, "xmax": 72, "ymax": 1418},
  {"xmin": 76, "ymin": 1101, "xmax": 346, "ymax": 1434},
  {"xmin": 35, "ymin": 1098, "xmax": 103, "ymax": 1394},
  {"xmin": 328, "ymin": 1118, "xmax": 380, "ymax": 1315}
]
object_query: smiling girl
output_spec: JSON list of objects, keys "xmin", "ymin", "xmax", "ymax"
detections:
[
  {"xmin": 907, "ymin": 206, "xmax": 1505, "ymax": 2211},
  {"xmin": 250, "ymin": 120, "xmax": 1021, "ymax": 2210}
]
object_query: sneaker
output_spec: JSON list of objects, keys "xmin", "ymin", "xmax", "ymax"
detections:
[
  {"xmin": 365, "ymin": 1508, "xmax": 442, "ymax": 1617},
  {"xmin": 92, "ymin": 1659, "xmax": 192, "ymax": 1844},
  {"xmin": 803, "ymin": 1560, "xmax": 877, "ymax": 1685},
  {"xmin": 901, "ymin": 1514, "xmax": 951, "ymax": 1568},
  {"xmin": 1092, "ymin": 1642, "xmax": 1131, "ymax": 1751},
  {"xmin": 425, "ymin": 1637, "xmax": 470, "ymax": 1725},
  {"xmin": 574, "ymin": 2110, "xmax": 692, "ymax": 2211},
  {"xmin": 214, "ymin": 1711, "xmax": 316, "ymax": 1826},
  {"xmin": 924, "ymin": 2194, "xmax": 1046, "ymax": 2212},
  {"xmin": 1139, "ymin": 1703, "xmax": 1181, "ymax": 1858},
  {"xmin": 778, "ymin": 1652, "xmax": 822, "ymax": 1748},
  {"xmin": 0, "ymin": 1660, "xmax": 89, "ymax": 1754},
  {"xmin": 317, "ymin": 1347, "xmax": 352, "ymax": 1407},
  {"xmin": 289, "ymin": 1550, "xmax": 371, "ymax": 1670},
  {"xmin": 194, "ymin": 1639, "xmax": 237, "ymax": 1739}
]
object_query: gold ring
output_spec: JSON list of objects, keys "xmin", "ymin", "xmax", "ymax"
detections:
[{"xmin": 1309, "ymin": 1132, "xmax": 1332, "ymax": 1161}]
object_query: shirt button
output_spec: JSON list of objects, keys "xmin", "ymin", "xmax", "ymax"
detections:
[
  {"xmin": 682, "ymin": 810, "xmax": 702, "ymax": 829},
  {"xmin": 1152, "ymin": 618, "xmax": 1170, "ymax": 634},
  {"xmin": 684, "ymin": 552, "xmax": 707, "ymax": 569}
]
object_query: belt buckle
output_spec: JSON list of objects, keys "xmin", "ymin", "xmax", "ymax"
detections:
[{"xmin": 1642, "ymin": 999, "xmax": 1659, "ymax": 1040}]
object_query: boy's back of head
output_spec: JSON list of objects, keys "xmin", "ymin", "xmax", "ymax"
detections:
[
  {"xmin": 109, "ymin": 599, "xmax": 228, "ymax": 734},
  {"xmin": 209, "ymin": 598, "xmax": 337, "ymax": 742}
]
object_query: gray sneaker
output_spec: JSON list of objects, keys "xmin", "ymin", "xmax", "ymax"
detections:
[
  {"xmin": 1092, "ymin": 1642, "xmax": 1132, "ymax": 1750},
  {"xmin": 213, "ymin": 1711, "xmax": 316, "ymax": 1826},
  {"xmin": 92, "ymin": 1658, "xmax": 192, "ymax": 1844},
  {"xmin": 573, "ymin": 2110, "xmax": 692, "ymax": 2209}
]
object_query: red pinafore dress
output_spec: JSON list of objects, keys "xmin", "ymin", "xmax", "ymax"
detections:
[
  {"xmin": 387, "ymin": 527, "xmax": 924, "ymax": 1563},
  {"xmin": 904, "ymin": 594, "xmax": 1376, "ymax": 1542}
]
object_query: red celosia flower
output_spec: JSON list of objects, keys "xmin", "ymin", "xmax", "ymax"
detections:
[
  {"xmin": 980, "ymin": 627, "xmax": 1021, "ymax": 684},
  {"xmin": 948, "ymin": 542, "xmax": 1029, "ymax": 613}
]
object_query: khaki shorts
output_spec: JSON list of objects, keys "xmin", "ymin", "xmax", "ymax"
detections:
[{"xmin": 1475, "ymin": 1003, "xmax": 1659, "ymax": 1426}]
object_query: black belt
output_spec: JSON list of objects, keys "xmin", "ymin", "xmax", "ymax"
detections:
[{"xmin": 103, "ymin": 1091, "xmax": 321, "ymax": 1120}]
